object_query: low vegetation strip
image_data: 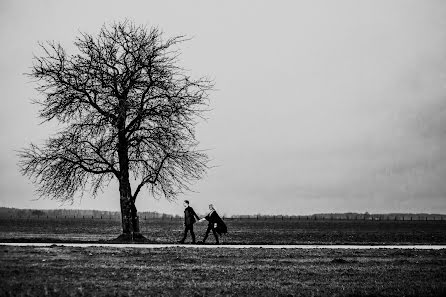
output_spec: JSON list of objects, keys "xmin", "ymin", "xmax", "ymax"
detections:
[
  {"xmin": 2, "ymin": 243, "xmax": 446, "ymax": 249},
  {"xmin": 1, "ymin": 218, "xmax": 445, "ymax": 245},
  {"xmin": 0, "ymin": 246, "xmax": 445, "ymax": 296},
  {"xmin": 3, "ymin": 207, "xmax": 445, "ymax": 221}
]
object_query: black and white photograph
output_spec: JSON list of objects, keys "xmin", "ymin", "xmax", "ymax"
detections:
[{"xmin": 1, "ymin": 1, "xmax": 446, "ymax": 296}]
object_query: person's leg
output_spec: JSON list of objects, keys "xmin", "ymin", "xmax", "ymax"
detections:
[
  {"xmin": 211, "ymin": 227, "xmax": 219, "ymax": 244},
  {"xmin": 202, "ymin": 224, "xmax": 211, "ymax": 243},
  {"xmin": 190, "ymin": 224, "xmax": 196, "ymax": 243},
  {"xmin": 180, "ymin": 225, "xmax": 189, "ymax": 243}
]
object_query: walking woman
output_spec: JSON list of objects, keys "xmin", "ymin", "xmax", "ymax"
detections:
[{"xmin": 199, "ymin": 204, "xmax": 227, "ymax": 244}]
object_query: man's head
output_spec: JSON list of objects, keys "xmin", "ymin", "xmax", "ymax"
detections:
[
  {"xmin": 183, "ymin": 200, "xmax": 189, "ymax": 208},
  {"xmin": 209, "ymin": 204, "xmax": 214, "ymax": 211}
]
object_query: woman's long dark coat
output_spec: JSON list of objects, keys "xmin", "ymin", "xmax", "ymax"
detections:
[{"xmin": 205, "ymin": 211, "xmax": 228, "ymax": 235}]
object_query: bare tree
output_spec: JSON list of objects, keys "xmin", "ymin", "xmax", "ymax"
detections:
[{"xmin": 18, "ymin": 21, "xmax": 212, "ymax": 240}]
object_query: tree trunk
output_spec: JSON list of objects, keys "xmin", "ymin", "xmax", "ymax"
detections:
[
  {"xmin": 117, "ymin": 152, "xmax": 145, "ymax": 240},
  {"xmin": 116, "ymin": 106, "xmax": 144, "ymax": 241},
  {"xmin": 119, "ymin": 179, "xmax": 141, "ymax": 236}
]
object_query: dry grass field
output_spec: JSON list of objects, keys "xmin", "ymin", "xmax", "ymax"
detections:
[
  {"xmin": 1, "ymin": 245, "xmax": 445, "ymax": 296},
  {"xmin": 1, "ymin": 218, "xmax": 445, "ymax": 296},
  {"xmin": 0, "ymin": 218, "xmax": 445, "ymax": 244}
]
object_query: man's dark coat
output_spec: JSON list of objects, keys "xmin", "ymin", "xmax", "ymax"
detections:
[{"xmin": 184, "ymin": 206, "xmax": 199, "ymax": 226}]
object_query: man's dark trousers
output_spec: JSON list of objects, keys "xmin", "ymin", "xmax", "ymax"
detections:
[{"xmin": 181, "ymin": 224, "xmax": 196, "ymax": 243}]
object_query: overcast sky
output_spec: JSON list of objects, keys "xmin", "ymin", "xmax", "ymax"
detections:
[{"xmin": 1, "ymin": 0, "xmax": 446, "ymax": 216}]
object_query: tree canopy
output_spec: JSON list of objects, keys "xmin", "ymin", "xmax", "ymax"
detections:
[{"xmin": 19, "ymin": 21, "xmax": 212, "ymax": 210}]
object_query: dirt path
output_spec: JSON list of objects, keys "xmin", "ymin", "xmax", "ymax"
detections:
[{"xmin": 1, "ymin": 242, "xmax": 445, "ymax": 249}]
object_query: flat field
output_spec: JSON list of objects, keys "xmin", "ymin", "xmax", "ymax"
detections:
[
  {"xmin": 0, "ymin": 218, "xmax": 445, "ymax": 244},
  {"xmin": 1, "ymin": 245, "xmax": 445, "ymax": 296},
  {"xmin": 1, "ymin": 219, "xmax": 445, "ymax": 296}
]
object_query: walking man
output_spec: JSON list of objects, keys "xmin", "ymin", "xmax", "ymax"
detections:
[{"xmin": 179, "ymin": 200, "xmax": 200, "ymax": 244}]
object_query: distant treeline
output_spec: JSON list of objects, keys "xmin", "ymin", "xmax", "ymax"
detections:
[
  {"xmin": 0, "ymin": 207, "xmax": 180, "ymax": 219},
  {"xmin": 232, "ymin": 212, "xmax": 446, "ymax": 220},
  {"xmin": 1, "ymin": 207, "xmax": 445, "ymax": 220}
]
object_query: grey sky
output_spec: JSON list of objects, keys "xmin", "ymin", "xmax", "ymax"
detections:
[{"xmin": 1, "ymin": 0, "xmax": 446, "ymax": 216}]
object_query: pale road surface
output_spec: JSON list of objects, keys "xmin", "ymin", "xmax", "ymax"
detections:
[{"xmin": 1, "ymin": 243, "xmax": 445, "ymax": 249}]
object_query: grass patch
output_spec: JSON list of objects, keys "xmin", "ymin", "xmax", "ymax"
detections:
[
  {"xmin": 0, "ymin": 246, "xmax": 445, "ymax": 296},
  {"xmin": 1, "ymin": 218, "xmax": 446, "ymax": 244}
]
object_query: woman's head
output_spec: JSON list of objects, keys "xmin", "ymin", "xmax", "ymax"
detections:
[{"xmin": 209, "ymin": 204, "xmax": 215, "ymax": 211}]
